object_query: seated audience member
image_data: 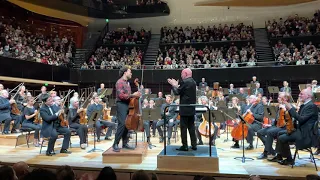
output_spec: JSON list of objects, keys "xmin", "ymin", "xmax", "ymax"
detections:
[
  {"xmin": 13, "ymin": 161, "xmax": 29, "ymax": 179},
  {"xmin": 131, "ymin": 170, "xmax": 150, "ymax": 180},
  {"xmin": 0, "ymin": 165, "xmax": 18, "ymax": 180},
  {"xmin": 56, "ymin": 165, "xmax": 75, "ymax": 180},
  {"xmin": 22, "ymin": 169, "xmax": 56, "ymax": 180},
  {"xmin": 96, "ymin": 166, "xmax": 117, "ymax": 180}
]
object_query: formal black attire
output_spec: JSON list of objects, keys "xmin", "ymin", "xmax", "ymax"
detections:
[
  {"xmin": 40, "ymin": 104, "xmax": 71, "ymax": 154},
  {"xmin": 280, "ymin": 87, "xmax": 292, "ymax": 94},
  {"xmin": 86, "ymin": 103, "xmax": 116, "ymax": 141},
  {"xmin": 172, "ymin": 77, "xmax": 197, "ymax": 148},
  {"xmin": 243, "ymin": 103, "xmax": 264, "ymax": 146},
  {"xmin": 277, "ymin": 101, "xmax": 318, "ymax": 160},
  {"xmin": 257, "ymin": 106, "xmax": 285, "ymax": 155},
  {"xmin": 0, "ymin": 96, "xmax": 13, "ymax": 133},
  {"xmin": 68, "ymin": 108, "xmax": 88, "ymax": 144},
  {"xmin": 156, "ymin": 102, "xmax": 179, "ymax": 141}
]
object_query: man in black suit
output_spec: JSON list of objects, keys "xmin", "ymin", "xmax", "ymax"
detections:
[
  {"xmin": 199, "ymin": 78, "xmax": 207, "ymax": 90},
  {"xmin": 0, "ymin": 90, "xmax": 16, "ymax": 134},
  {"xmin": 156, "ymin": 95, "xmax": 178, "ymax": 145},
  {"xmin": 40, "ymin": 94, "xmax": 71, "ymax": 156},
  {"xmin": 256, "ymin": 92, "xmax": 288, "ymax": 159},
  {"xmin": 239, "ymin": 95, "xmax": 264, "ymax": 150},
  {"xmin": 273, "ymin": 89, "xmax": 318, "ymax": 165},
  {"xmin": 168, "ymin": 68, "xmax": 197, "ymax": 151}
]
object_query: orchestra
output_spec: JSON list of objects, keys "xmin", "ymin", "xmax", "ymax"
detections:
[{"xmin": 0, "ymin": 76, "xmax": 318, "ymax": 165}]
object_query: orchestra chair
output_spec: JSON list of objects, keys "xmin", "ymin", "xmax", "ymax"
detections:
[
  {"xmin": 69, "ymin": 127, "xmax": 89, "ymax": 148},
  {"xmin": 39, "ymin": 134, "xmax": 65, "ymax": 154},
  {"xmin": 15, "ymin": 127, "xmax": 33, "ymax": 148},
  {"xmin": 291, "ymin": 121, "xmax": 318, "ymax": 171}
]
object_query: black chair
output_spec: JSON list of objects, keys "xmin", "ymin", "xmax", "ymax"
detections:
[
  {"xmin": 16, "ymin": 127, "xmax": 33, "ymax": 148},
  {"xmin": 291, "ymin": 121, "xmax": 318, "ymax": 171},
  {"xmin": 69, "ymin": 127, "xmax": 89, "ymax": 148}
]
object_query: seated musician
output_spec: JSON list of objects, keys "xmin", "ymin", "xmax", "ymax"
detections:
[
  {"xmin": 228, "ymin": 84, "xmax": 237, "ymax": 95},
  {"xmin": 270, "ymin": 89, "xmax": 318, "ymax": 165},
  {"xmin": 256, "ymin": 92, "xmax": 288, "ymax": 159},
  {"xmin": 22, "ymin": 97, "xmax": 42, "ymax": 147},
  {"xmin": 280, "ymin": 81, "xmax": 292, "ymax": 94},
  {"xmin": 37, "ymin": 86, "xmax": 47, "ymax": 103},
  {"xmin": 237, "ymin": 88, "xmax": 248, "ymax": 100},
  {"xmin": 232, "ymin": 95, "xmax": 264, "ymax": 150},
  {"xmin": 11, "ymin": 85, "xmax": 27, "ymax": 133},
  {"xmin": 68, "ymin": 97, "xmax": 88, "ymax": 149},
  {"xmin": 86, "ymin": 95, "xmax": 116, "ymax": 142},
  {"xmin": 149, "ymin": 99, "xmax": 158, "ymax": 137},
  {"xmin": 141, "ymin": 99, "xmax": 155, "ymax": 145},
  {"xmin": 40, "ymin": 94, "xmax": 71, "ymax": 156},
  {"xmin": 195, "ymin": 96, "xmax": 218, "ymax": 146},
  {"xmin": 156, "ymin": 95, "xmax": 179, "ymax": 145},
  {"xmin": 261, "ymin": 96, "xmax": 268, "ymax": 105},
  {"xmin": 251, "ymin": 83, "xmax": 263, "ymax": 96},
  {"xmin": 0, "ymin": 90, "xmax": 16, "ymax": 134}
]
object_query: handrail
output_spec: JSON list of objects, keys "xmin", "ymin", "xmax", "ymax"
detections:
[{"xmin": 163, "ymin": 104, "xmax": 212, "ymax": 156}]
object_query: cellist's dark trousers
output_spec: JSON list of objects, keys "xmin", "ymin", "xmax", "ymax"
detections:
[
  {"xmin": 113, "ymin": 102, "xmax": 129, "ymax": 145},
  {"xmin": 246, "ymin": 123, "xmax": 262, "ymax": 144}
]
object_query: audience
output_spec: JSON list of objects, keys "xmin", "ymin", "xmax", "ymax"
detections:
[
  {"xmin": 56, "ymin": 165, "xmax": 75, "ymax": 180},
  {"xmin": 131, "ymin": 170, "xmax": 150, "ymax": 180},
  {"xmin": 12, "ymin": 162, "xmax": 29, "ymax": 180},
  {"xmin": 0, "ymin": 165, "xmax": 18, "ymax": 180},
  {"xmin": 266, "ymin": 10, "xmax": 320, "ymax": 37},
  {"xmin": 156, "ymin": 43, "xmax": 256, "ymax": 69},
  {"xmin": 96, "ymin": 166, "xmax": 117, "ymax": 180},
  {"xmin": 103, "ymin": 26, "xmax": 150, "ymax": 45},
  {"xmin": 161, "ymin": 23, "xmax": 254, "ymax": 44},
  {"xmin": 22, "ymin": 169, "xmax": 56, "ymax": 180},
  {"xmin": 83, "ymin": 46, "xmax": 144, "ymax": 69},
  {"xmin": 273, "ymin": 40, "xmax": 320, "ymax": 65},
  {"xmin": 0, "ymin": 16, "xmax": 75, "ymax": 67}
]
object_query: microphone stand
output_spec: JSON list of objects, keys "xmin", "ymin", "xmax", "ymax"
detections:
[{"xmin": 234, "ymin": 115, "xmax": 254, "ymax": 163}]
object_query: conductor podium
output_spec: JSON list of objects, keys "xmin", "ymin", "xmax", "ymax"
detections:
[{"xmin": 157, "ymin": 104, "xmax": 219, "ymax": 172}]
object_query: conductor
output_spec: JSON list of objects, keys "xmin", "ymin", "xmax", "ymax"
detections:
[{"xmin": 168, "ymin": 68, "xmax": 197, "ymax": 151}]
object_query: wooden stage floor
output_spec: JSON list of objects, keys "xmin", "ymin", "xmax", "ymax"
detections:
[{"xmin": 0, "ymin": 131, "xmax": 319, "ymax": 180}]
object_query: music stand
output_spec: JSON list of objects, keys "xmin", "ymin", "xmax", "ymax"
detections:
[
  {"xmin": 222, "ymin": 88, "xmax": 229, "ymax": 95},
  {"xmin": 220, "ymin": 108, "xmax": 237, "ymax": 142},
  {"xmin": 208, "ymin": 110, "xmax": 225, "ymax": 144},
  {"xmin": 234, "ymin": 115, "xmax": 254, "ymax": 163},
  {"xmin": 155, "ymin": 98, "xmax": 165, "ymax": 107},
  {"xmin": 267, "ymin": 86, "xmax": 279, "ymax": 102},
  {"xmin": 87, "ymin": 110, "xmax": 104, "ymax": 153},
  {"xmin": 299, "ymin": 84, "xmax": 307, "ymax": 91}
]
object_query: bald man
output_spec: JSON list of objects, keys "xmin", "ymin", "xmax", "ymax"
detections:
[
  {"xmin": 168, "ymin": 68, "xmax": 197, "ymax": 151},
  {"xmin": 13, "ymin": 161, "xmax": 29, "ymax": 179},
  {"xmin": 273, "ymin": 89, "xmax": 318, "ymax": 165}
]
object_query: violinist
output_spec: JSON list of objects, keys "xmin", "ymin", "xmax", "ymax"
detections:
[
  {"xmin": 256, "ymin": 92, "xmax": 287, "ymax": 159},
  {"xmin": 86, "ymin": 95, "xmax": 116, "ymax": 142},
  {"xmin": 37, "ymin": 86, "xmax": 47, "ymax": 103},
  {"xmin": 261, "ymin": 96, "xmax": 268, "ymax": 105},
  {"xmin": 40, "ymin": 94, "xmax": 71, "ymax": 156},
  {"xmin": 22, "ymin": 97, "xmax": 42, "ymax": 147},
  {"xmin": 112, "ymin": 67, "xmax": 141, "ymax": 152},
  {"xmin": 231, "ymin": 95, "xmax": 264, "ymax": 149},
  {"xmin": 271, "ymin": 89, "xmax": 318, "ymax": 165},
  {"xmin": 0, "ymin": 90, "xmax": 16, "ymax": 134},
  {"xmin": 195, "ymin": 96, "xmax": 218, "ymax": 146},
  {"xmin": 68, "ymin": 97, "xmax": 88, "ymax": 149},
  {"xmin": 97, "ymin": 83, "xmax": 105, "ymax": 95},
  {"xmin": 156, "ymin": 95, "xmax": 179, "ymax": 145}
]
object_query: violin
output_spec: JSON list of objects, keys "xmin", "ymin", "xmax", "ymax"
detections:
[
  {"xmin": 103, "ymin": 103, "xmax": 109, "ymax": 120},
  {"xmin": 59, "ymin": 90, "xmax": 74, "ymax": 127}
]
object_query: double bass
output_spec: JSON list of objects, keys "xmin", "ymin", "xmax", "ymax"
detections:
[
  {"xmin": 125, "ymin": 78, "xmax": 142, "ymax": 131},
  {"xmin": 198, "ymin": 113, "xmax": 215, "ymax": 137}
]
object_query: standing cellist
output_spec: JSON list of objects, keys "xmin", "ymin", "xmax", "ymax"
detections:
[{"xmin": 112, "ymin": 67, "xmax": 141, "ymax": 152}]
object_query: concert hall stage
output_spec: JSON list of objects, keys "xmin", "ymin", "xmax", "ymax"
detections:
[{"xmin": 0, "ymin": 132, "xmax": 319, "ymax": 180}]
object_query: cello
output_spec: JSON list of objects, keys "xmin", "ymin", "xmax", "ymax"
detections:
[
  {"xmin": 10, "ymin": 83, "xmax": 24, "ymax": 115},
  {"xmin": 125, "ymin": 78, "xmax": 142, "ymax": 131},
  {"xmin": 231, "ymin": 99, "xmax": 259, "ymax": 140}
]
